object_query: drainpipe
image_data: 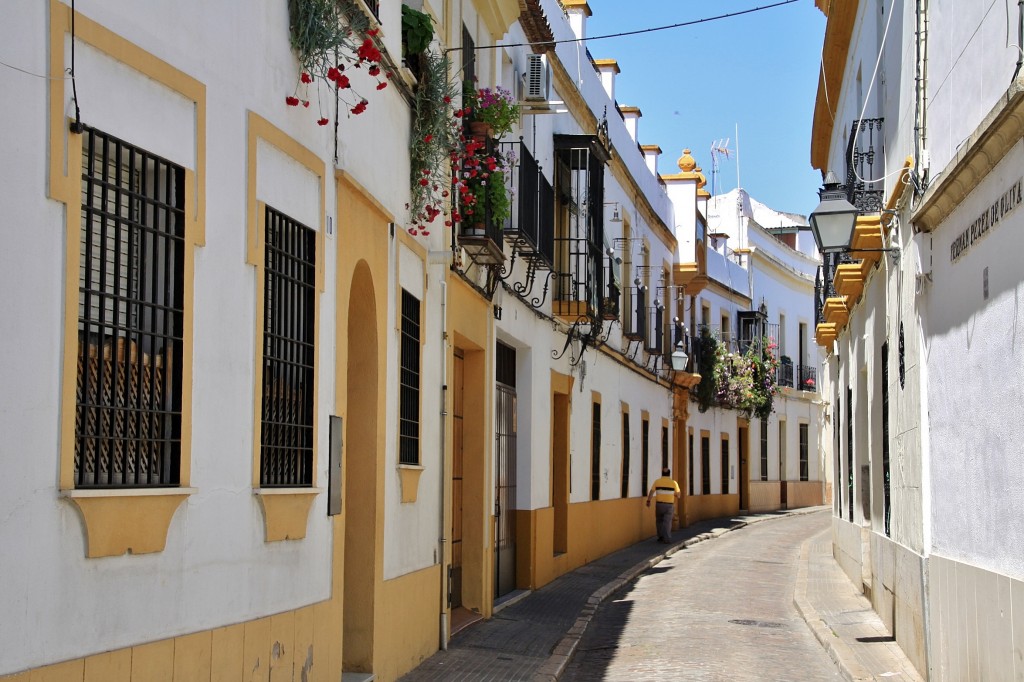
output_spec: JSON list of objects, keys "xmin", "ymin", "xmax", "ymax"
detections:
[
  {"xmin": 914, "ymin": 0, "xmax": 930, "ymax": 190},
  {"xmin": 1014, "ymin": 0, "xmax": 1024, "ymax": 81},
  {"xmin": 438, "ymin": 278, "xmax": 449, "ymax": 650}
]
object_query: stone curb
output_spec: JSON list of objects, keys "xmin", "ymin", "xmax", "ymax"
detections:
[
  {"xmin": 533, "ymin": 507, "xmax": 826, "ymax": 681},
  {"xmin": 793, "ymin": 536, "xmax": 873, "ymax": 682}
]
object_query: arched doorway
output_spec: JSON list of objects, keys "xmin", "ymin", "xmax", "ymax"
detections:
[{"xmin": 343, "ymin": 261, "xmax": 378, "ymax": 674}]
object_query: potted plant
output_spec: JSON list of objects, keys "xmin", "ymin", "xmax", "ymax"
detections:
[
  {"xmin": 457, "ymin": 142, "xmax": 512, "ymax": 233},
  {"xmin": 465, "ymin": 86, "xmax": 519, "ymax": 139}
]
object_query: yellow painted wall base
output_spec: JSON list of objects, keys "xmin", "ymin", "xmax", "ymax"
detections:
[
  {"xmin": 375, "ymin": 564, "xmax": 441, "ymax": 682},
  {"xmin": 517, "ymin": 497, "xmax": 658, "ymax": 591},
  {"xmin": 0, "ymin": 600, "xmax": 335, "ymax": 682},
  {"xmin": 681, "ymin": 494, "xmax": 739, "ymax": 528},
  {"xmin": 785, "ymin": 481, "xmax": 824, "ymax": 508},
  {"xmin": 747, "ymin": 481, "xmax": 782, "ymax": 513}
]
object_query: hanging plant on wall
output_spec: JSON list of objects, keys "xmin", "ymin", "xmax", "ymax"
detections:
[
  {"xmin": 407, "ymin": 50, "xmax": 460, "ymax": 236},
  {"xmin": 287, "ymin": 0, "xmax": 392, "ymax": 124},
  {"xmin": 694, "ymin": 327, "xmax": 720, "ymax": 413}
]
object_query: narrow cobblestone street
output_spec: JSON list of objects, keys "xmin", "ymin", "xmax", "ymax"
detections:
[{"xmin": 561, "ymin": 510, "xmax": 838, "ymax": 681}]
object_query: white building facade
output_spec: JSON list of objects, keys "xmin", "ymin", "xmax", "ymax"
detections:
[{"xmin": 812, "ymin": 0, "xmax": 1024, "ymax": 677}]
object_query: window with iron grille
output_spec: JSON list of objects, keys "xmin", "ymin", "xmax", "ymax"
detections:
[
  {"xmin": 701, "ymin": 435, "xmax": 711, "ymax": 495},
  {"xmin": 553, "ymin": 137, "xmax": 606, "ymax": 312},
  {"xmin": 661, "ymin": 425, "xmax": 669, "ymax": 471},
  {"xmin": 847, "ymin": 386, "xmax": 853, "ymax": 520},
  {"xmin": 881, "ymin": 342, "xmax": 891, "ymax": 536},
  {"xmin": 75, "ymin": 127, "xmax": 184, "ymax": 488},
  {"xmin": 260, "ymin": 207, "xmax": 316, "ymax": 486},
  {"xmin": 620, "ymin": 412, "xmax": 630, "ymax": 498},
  {"xmin": 641, "ymin": 419, "xmax": 650, "ymax": 493},
  {"xmin": 721, "ymin": 437, "xmax": 729, "ymax": 494},
  {"xmin": 799, "ymin": 423, "xmax": 809, "ymax": 481},
  {"xmin": 591, "ymin": 402, "xmax": 601, "ymax": 500},
  {"xmin": 835, "ymin": 390, "xmax": 842, "ymax": 517},
  {"xmin": 760, "ymin": 419, "xmax": 769, "ymax": 481},
  {"xmin": 399, "ymin": 289, "xmax": 421, "ymax": 465},
  {"xmin": 688, "ymin": 431, "xmax": 694, "ymax": 495}
]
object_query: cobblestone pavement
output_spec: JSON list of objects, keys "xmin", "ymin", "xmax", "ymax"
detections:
[{"xmin": 561, "ymin": 510, "xmax": 839, "ymax": 681}]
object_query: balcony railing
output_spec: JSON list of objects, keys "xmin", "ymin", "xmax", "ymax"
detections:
[
  {"xmin": 798, "ymin": 364, "xmax": 817, "ymax": 392},
  {"xmin": 499, "ymin": 141, "xmax": 554, "ymax": 268},
  {"xmin": 845, "ymin": 118, "xmax": 884, "ymax": 213},
  {"xmin": 778, "ymin": 359, "xmax": 795, "ymax": 388},
  {"xmin": 458, "ymin": 135, "xmax": 505, "ymax": 265}
]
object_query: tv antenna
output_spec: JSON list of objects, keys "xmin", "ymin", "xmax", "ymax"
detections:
[{"xmin": 710, "ymin": 138, "xmax": 731, "ymax": 198}]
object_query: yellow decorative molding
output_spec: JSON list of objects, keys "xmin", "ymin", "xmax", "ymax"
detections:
[
  {"xmin": 672, "ymin": 372, "xmax": 702, "ymax": 390},
  {"xmin": 553, "ymin": 300, "xmax": 592, "ymax": 321},
  {"xmin": 815, "ymin": 323, "xmax": 838, "ymax": 347},
  {"xmin": 475, "ymin": 0, "xmax": 521, "ymax": 40},
  {"xmin": 560, "ymin": 0, "xmax": 592, "ymax": 16},
  {"xmin": 811, "ymin": 0, "xmax": 859, "ymax": 172},
  {"xmin": 593, "ymin": 58, "xmax": 620, "ymax": 73},
  {"xmin": 64, "ymin": 489, "xmax": 194, "ymax": 558},
  {"xmin": 849, "ymin": 216, "xmax": 883, "ymax": 263},
  {"xmin": 914, "ymin": 78, "xmax": 1024, "ymax": 232},
  {"xmin": 398, "ymin": 465, "xmax": 425, "ymax": 504},
  {"xmin": 823, "ymin": 297, "xmax": 849, "ymax": 328},
  {"xmin": 254, "ymin": 489, "xmax": 321, "ymax": 542},
  {"xmin": 640, "ymin": 144, "xmax": 662, "ymax": 154},
  {"xmin": 833, "ymin": 263, "xmax": 865, "ymax": 300}
]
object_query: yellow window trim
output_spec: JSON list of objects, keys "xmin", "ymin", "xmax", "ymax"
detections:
[
  {"xmin": 49, "ymin": 1, "xmax": 207, "ymax": 558},
  {"xmin": 245, "ymin": 112, "xmax": 326, "ymax": 542},
  {"xmin": 397, "ymin": 464, "xmax": 425, "ymax": 504},
  {"xmin": 63, "ymin": 488, "xmax": 196, "ymax": 558}
]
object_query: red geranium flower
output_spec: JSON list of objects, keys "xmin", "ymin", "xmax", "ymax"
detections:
[
  {"xmin": 317, "ymin": 118, "xmax": 329, "ymax": 126},
  {"xmin": 285, "ymin": 96, "xmax": 300, "ymax": 106},
  {"xmin": 300, "ymin": 72, "xmax": 312, "ymax": 84},
  {"xmin": 368, "ymin": 65, "xmax": 381, "ymax": 77},
  {"xmin": 376, "ymin": 82, "xmax": 388, "ymax": 90}
]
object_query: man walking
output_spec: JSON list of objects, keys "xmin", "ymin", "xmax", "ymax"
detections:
[{"xmin": 646, "ymin": 467, "xmax": 681, "ymax": 544}]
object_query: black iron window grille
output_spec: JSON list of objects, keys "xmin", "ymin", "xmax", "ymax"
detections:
[
  {"xmin": 798, "ymin": 365, "xmax": 817, "ymax": 392},
  {"xmin": 625, "ymin": 282, "xmax": 647, "ymax": 340},
  {"xmin": 553, "ymin": 136, "xmax": 607, "ymax": 315},
  {"xmin": 799, "ymin": 423, "xmax": 809, "ymax": 481},
  {"xmin": 75, "ymin": 127, "xmax": 184, "ymax": 488},
  {"xmin": 399, "ymin": 289, "xmax": 422, "ymax": 465},
  {"xmin": 721, "ymin": 438, "xmax": 729, "ymax": 494},
  {"xmin": 845, "ymin": 118, "xmax": 884, "ymax": 213},
  {"xmin": 661, "ymin": 425, "xmax": 669, "ymax": 471},
  {"xmin": 760, "ymin": 419, "xmax": 769, "ymax": 482},
  {"xmin": 644, "ymin": 303, "xmax": 665, "ymax": 354},
  {"xmin": 500, "ymin": 140, "xmax": 555, "ymax": 268},
  {"xmin": 778, "ymin": 356, "xmax": 795, "ymax": 388},
  {"xmin": 688, "ymin": 432, "xmax": 695, "ymax": 495},
  {"xmin": 847, "ymin": 386, "xmax": 853, "ymax": 520},
  {"xmin": 701, "ymin": 435, "xmax": 711, "ymax": 495},
  {"xmin": 881, "ymin": 342, "xmax": 891, "ymax": 536},
  {"xmin": 591, "ymin": 402, "xmax": 601, "ymax": 500},
  {"xmin": 261, "ymin": 207, "xmax": 316, "ymax": 487},
  {"xmin": 641, "ymin": 419, "xmax": 650, "ymax": 493},
  {"xmin": 620, "ymin": 412, "xmax": 631, "ymax": 498}
]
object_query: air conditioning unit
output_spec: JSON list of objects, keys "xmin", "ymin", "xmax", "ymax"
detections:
[{"xmin": 524, "ymin": 53, "xmax": 550, "ymax": 102}]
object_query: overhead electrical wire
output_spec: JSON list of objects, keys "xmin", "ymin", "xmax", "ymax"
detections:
[{"xmin": 447, "ymin": 0, "xmax": 800, "ymax": 52}]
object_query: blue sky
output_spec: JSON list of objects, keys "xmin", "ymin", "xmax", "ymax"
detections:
[{"xmin": 584, "ymin": 1, "xmax": 826, "ymax": 217}]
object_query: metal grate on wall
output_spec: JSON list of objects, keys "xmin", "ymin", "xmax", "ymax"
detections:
[
  {"xmin": 399, "ymin": 289, "xmax": 421, "ymax": 465},
  {"xmin": 260, "ymin": 206, "xmax": 316, "ymax": 486},
  {"xmin": 75, "ymin": 126, "xmax": 184, "ymax": 488}
]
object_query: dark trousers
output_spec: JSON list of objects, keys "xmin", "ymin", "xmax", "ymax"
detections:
[{"xmin": 655, "ymin": 501, "xmax": 674, "ymax": 541}]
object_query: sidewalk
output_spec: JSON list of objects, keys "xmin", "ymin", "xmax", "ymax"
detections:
[
  {"xmin": 794, "ymin": 526, "xmax": 924, "ymax": 682},
  {"xmin": 399, "ymin": 506, "xmax": 922, "ymax": 681}
]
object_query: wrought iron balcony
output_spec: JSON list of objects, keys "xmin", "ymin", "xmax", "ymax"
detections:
[
  {"xmin": 499, "ymin": 140, "xmax": 554, "ymax": 268},
  {"xmin": 798, "ymin": 364, "xmax": 817, "ymax": 392},
  {"xmin": 458, "ymin": 135, "xmax": 505, "ymax": 266},
  {"xmin": 845, "ymin": 118, "xmax": 884, "ymax": 214},
  {"xmin": 778, "ymin": 358, "xmax": 795, "ymax": 388}
]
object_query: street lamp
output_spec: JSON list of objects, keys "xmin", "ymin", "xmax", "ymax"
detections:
[
  {"xmin": 670, "ymin": 341, "xmax": 689, "ymax": 371},
  {"xmin": 808, "ymin": 171, "xmax": 859, "ymax": 254}
]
